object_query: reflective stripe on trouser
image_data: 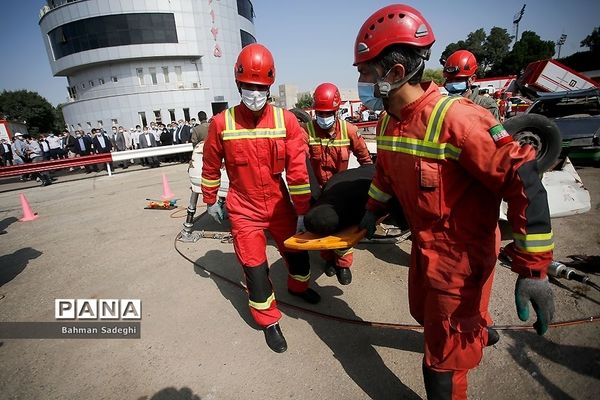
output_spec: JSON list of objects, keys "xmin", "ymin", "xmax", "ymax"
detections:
[
  {"xmin": 229, "ymin": 202, "xmax": 310, "ymax": 327},
  {"xmin": 319, "ymin": 248, "xmax": 354, "ymax": 268},
  {"xmin": 282, "ymin": 251, "xmax": 311, "ymax": 293},
  {"xmin": 243, "ymin": 262, "xmax": 281, "ymax": 327},
  {"xmin": 409, "ymin": 236, "xmax": 496, "ymax": 377}
]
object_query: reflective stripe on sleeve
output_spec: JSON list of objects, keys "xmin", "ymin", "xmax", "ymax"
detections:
[
  {"xmin": 201, "ymin": 177, "xmax": 221, "ymax": 188},
  {"xmin": 513, "ymin": 232, "xmax": 555, "ymax": 253},
  {"xmin": 288, "ymin": 183, "xmax": 311, "ymax": 195}
]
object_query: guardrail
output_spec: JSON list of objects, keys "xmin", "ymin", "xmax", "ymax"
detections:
[{"xmin": 0, "ymin": 143, "xmax": 194, "ymax": 178}]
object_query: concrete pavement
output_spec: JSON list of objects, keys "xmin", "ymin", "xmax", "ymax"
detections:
[{"xmin": 0, "ymin": 163, "xmax": 599, "ymax": 399}]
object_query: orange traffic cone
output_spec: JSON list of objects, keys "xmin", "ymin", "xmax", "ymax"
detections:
[
  {"xmin": 19, "ymin": 193, "xmax": 39, "ymax": 222},
  {"xmin": 161, "ymin": 174, "xmax": 175, "ymax": 200}
]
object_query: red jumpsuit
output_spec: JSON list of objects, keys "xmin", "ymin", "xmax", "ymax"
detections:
[
  {"xmin": 305, "ymin": 119, "xmax": 372, "ymax": 269},
  {"xmin": 366, "ymin": 82, "xmax": 553, "ymax": 399},
  {"xmin": 201, "ymin": 103, "xmax": 313, "ymax": 328}
]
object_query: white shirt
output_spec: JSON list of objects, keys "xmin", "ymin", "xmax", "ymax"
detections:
[
  {"xmin": 40, "ymin": 141, "xmax": 50, "ymax": 152},
  {"xmin": 97, "ymin": 135, "xmax": 106, "ymax": 148},
  {"xmin": 47, "ymin": 135, "xmax": 62, "ymax": 149}
]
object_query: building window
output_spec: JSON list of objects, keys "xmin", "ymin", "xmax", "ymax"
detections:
[
  {"xmin": 149, "ymin": 67, "xmax": 158, "ymax": 85},
  {"xmin": 48, "ymin": 13, "xmax": 178, "ymax": 60},
  {"xmin": 99, "ymin": 78, "xmax": 105, "ymax": 85},
  {"xmin": 168, "ymin": 109, "xmax": 176, "ymax": 122},
  {"xmin": 97, "ymin": 120, "xmax": 103, "ymax": 127},
  {"xmin": 162, "ymin": 66, "xmax": 169, "ymax": 83},
  {"xmin": 111, "ymin": 76, "xmax": 118, "ymax": 82},
  {"xmin": 82, "ymin": 82, "xmax": 85, "ymax": 88},
  {"xmin": 87, "ymin": 122, "xmax": 92, "ymax": 128},
  {"xmin": 137, "ymin": 68, "xmax": 144, "ymax": 85},
  {"xmin": 111, "ymin": 119, "xmax": 118, "ymax": 125},
  {"xmin": 138, "ymin": 112, "xmax": 147, "ymax": 127},
  {"xmin": 89, "ymin": 80, "xmax": 94, "ymax": 87},
  {"xmin": 153, "ymin": 110, "xmax": 161, "ymax": 122},
  {"xmin": 240, "ymin": 30, "xmax": 256, "ymax": 48},
  {"xmin": 174, "ymin": 66, "xmax": 182, "ymax": 82},
  {"xmin": 237, "ymin": 0, "xmax": 254, "ymax": 22},
  {"xmin": 183, "ymin": 108, "xmax": 190, "ymax": 122}
]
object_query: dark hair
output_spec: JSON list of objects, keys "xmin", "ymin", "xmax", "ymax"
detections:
[
  {"xmin": 198, "ymin": 111, "xmax": 207, "ymax": 121},
  {"xmin": 371, "ymin": 44, "xmax": 425, "ymax": 85}
]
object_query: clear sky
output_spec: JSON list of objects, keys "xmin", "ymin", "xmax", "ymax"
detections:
[{"xmin": 0, "ymin": 1, "xmax": 598, "ymax": 106}]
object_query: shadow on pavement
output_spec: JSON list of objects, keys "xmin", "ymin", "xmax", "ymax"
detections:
[
  {"xmin": 284, "ymin": 283, "xmax": 423, "ymax": 399},
  {"xmin": 505, "ymin": 330, "xmax": 600, "ymax": 399},
  {"xmin": 138, "ymin": 386, "xmax": 202, "ymax": 400},
  {"xmin": 194, "ymin": 249, "xmax": 259, "ymax": 330},
  {"xmin": 0, "ymin": 216, "xmax": 18, "ymax": 234},
  {"xmin": 357, "ymin": 240, "xmax": 411, "ymax": 267},
  {"xmin": 193, "ymin": 248, "xmax": 423, "ymax": 399},
  {"xmin": 0, "ymin": 247, "xmax": 43, "ymax": 287}
]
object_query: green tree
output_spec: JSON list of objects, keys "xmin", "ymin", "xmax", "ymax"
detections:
[
  {"xmin": 464, "ymin": 28, "xmax": 487, "ymax": 64},
  {"xmin": 295, "ymin": 92, "xmax": 313, "ymax": 109},
  {"xmin": 489, "ymin": 31, "xmax": 555, "ymax": 76},
  {"xmin": 482, "ymin": 27, "xmax": 513, "ymax": 73},
  {"xmin": 54, "ymin": 103, "xmax": 66, "ymax": 132},
  {"xmin": 581, "ymin": 26, "xmax": 600, "ymax": 53},
  {"xmin": 0, "ymin": 90, "xmax": 56, "ymax": 135},
  {"xmin": 441, "ymin": 27, "xmax": 512, "ymax": 77},
  {"xmin": 422, "ymin": 68, "xmax": 444, "ymax": 85},
  {"xmin": 440, "ymin": 41, "xmax": 466, "ymax": 66}
]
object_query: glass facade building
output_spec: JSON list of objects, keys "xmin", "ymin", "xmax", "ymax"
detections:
[{"xmin": 39, "ymin": 0, "xmax": 256, "ymax": 130}]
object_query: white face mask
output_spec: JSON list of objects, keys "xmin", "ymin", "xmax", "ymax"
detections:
[
  {"xmin": 316, "ymin": 115, "xmax": 335, "ymax": 130},
  {"xmin": 241, "ymin": 89, "xmax": 268, "ymax": 111}
]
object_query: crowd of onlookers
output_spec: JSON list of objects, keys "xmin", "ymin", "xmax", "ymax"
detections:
[{"xmin": 0, "ymin": 111, "xmax": 211, "ymax": 186}]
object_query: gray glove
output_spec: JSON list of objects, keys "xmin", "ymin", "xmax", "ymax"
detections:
[
  {"xmin": 207, "ymin": 199, "xmax": 225, "ymax": 224},
  {"xmin": 359, "ymin": 210, "xmax": 377, "ymax": 239},
  {"xmin": 296, "ymin": 215, "xmax": 305, "ymax": 233},
  {"xmin": 515, "ymin": 277, "xmax": 555, "ymax": 335}
]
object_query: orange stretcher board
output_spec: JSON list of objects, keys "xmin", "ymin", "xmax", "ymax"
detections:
[{"xmin": 284, "ymin": 226, "xmax": 367, "ymax": 250}]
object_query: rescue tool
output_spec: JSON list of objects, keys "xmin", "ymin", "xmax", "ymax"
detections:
[{"xmin": 145, "ymin": 198, "xmax": 178, "ymax": 210}]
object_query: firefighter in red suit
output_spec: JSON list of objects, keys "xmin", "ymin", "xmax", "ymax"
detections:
[
  {"xmin": 355, "ymin": 5, "xmax": 555, "ymax": 399},
  {"xmin": 201, "ymin": 43, "xmax": 320, "ymax": 354},
  {"xmin": 304, "ymin": 82, "xmax": 372, "ymax": 285}
]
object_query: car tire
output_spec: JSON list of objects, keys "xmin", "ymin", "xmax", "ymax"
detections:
[
  {"xmin": 503, "ymin": 114, "xmax": 562, "ymax": 172},
  {"xmin": 289, "ymin": 108, "xmax": 312, "ymax": 124}
]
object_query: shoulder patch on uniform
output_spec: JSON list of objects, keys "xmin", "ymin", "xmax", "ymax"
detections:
[{"xmin": 489, "ymin": 124, "xmax": 513, "ymax": 146}]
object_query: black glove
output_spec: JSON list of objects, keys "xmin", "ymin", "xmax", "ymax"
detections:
[
  {"xmin": 359, "ymin": 210, "xmax": 377, "ymax": 239},
  {"xmin": 515, "ymin": 276, "xmax": 555, "ymax": 335}
]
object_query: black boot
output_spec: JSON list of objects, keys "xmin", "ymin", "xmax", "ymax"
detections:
[
  {"xmin": 423, "ymin": 364, "xmax": 453, "ymax": 400},
  {"xmin": 263, "ymin": 323, "xmax": 287, "ymax": 353},
  {"xmin": 336, "ymin": 267, "xmax": 352, "ymax": 285},
  {"xmin": 486, "ymin": 327, "xmax": 500, "ymax": 346},
  {"xmin": 288, "ymin": 287, "xmax": 321, "ymax": 304},
  {"xmin": 324, "ymin": 262, "xmax": 336, "ymax": 277}
]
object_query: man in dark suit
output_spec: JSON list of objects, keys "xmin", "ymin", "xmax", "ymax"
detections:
[
  {"xmin": 0, "ymin": 138, "xmax": 13, "ymax": 166},
  {"xmin": 138, "ymin": 127, "xmax": 160, "ymax": 168},
  {"xmin": 175, "ymin": 119, "xmax": 191, "ymax": 163},
  {"xmin": 92, "ymin": 128, "xmax": 113, "ymax": 171},
  {"xmin": 159, "ymin": 123, "xmax": 173, "ymax": 163},
  {"xmin": 74, "ymin": 130, "xmax": 97, "ymax": 173}
]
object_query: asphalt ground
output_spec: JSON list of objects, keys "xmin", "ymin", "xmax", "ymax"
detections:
[{"xmin": 0, "ymin": 162, "xmax": 599, "ymax": 400}]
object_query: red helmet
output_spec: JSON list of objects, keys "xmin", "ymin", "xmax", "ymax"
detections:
[
  {"xmin": 443, "ymin": 50, "xmax": 478, "ymax": 79},
  {"xmin": 234, "ymin": 43, "xmax": 275, "ymax": 86},
  {"xmin": 313, "ymin": 83, "xmax": 341, "ymax": 112},
  {"xmin": 353, "ymin": 4, "xmax": 435, "ymax": 65}
]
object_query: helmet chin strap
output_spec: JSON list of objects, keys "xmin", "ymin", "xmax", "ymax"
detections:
[{"xmin": 377, "ymin": 59, "xmax": 424, "ymax": 98}]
